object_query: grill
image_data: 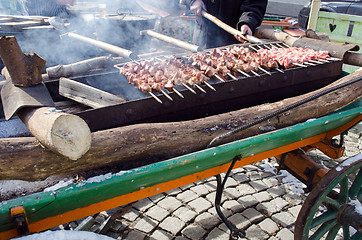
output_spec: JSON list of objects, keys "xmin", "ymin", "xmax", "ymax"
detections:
[{"xmin": 73, "ymin": 42, "xmax": 343, "ymax": 132}]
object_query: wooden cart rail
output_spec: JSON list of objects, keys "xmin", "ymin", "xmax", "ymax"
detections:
[{"xmin": 0, "ymin": 99, "xmax": 361, "ymax": 239}]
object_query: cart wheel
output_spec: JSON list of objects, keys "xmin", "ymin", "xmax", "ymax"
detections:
[{"xmin": 294, "ymin": 154, "xmax": 362, "ymax": 240}]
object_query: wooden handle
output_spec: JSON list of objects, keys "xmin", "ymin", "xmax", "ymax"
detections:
[
  {"xmin": 201, "ymin": 11, "xmax": 263, "ymax": 44},
  {"xmin": 141, "ymin": 30, "xmax": 202, "ymax": 52},
  {"xmin": 67, "ymin": 32, "xmax": 137, "ymax": 59}
]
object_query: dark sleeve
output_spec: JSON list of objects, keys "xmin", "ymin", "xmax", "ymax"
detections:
[{"xmin": 236, "ymin": 0, "xmax": 267, "ymax": 33}]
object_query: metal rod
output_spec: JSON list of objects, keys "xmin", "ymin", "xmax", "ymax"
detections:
[
  {"xmin": 303, "ymin": 62, "xmax": 316, "ymax": 66},
  {"xmin": 182, "ymin": 83, "xmax": 197, "ymax": 94},
  {"xmin": 317, "ymin": 58, "xmax": 329, "ymax": 63},
  {"xmin": 204, "ymin": 81, "xmax": 216, "ymax": 91},
  {"xmin": 227, "ymin": 73, "xmax": 238, "ymax": 80},
  {"xmin": 293, "ymin": 63, "xmax": 308, "ymax": 68},
  {"xmin": 236, "ymin": 69, "xmax": 250, "ymax": 77},
  {"xmin": 309, "ymin": 60, "xmax": 323, "ymax": 64},
  {"xmin": 263, "ymin": 44, "xmax": 271, "ymax": 50},
  {"xmin": 326, "ymin": 57, "xmax": 340, "ymax": 61},
  {"xmin": 275, "ymin": 68, "xmax": 284, "ymax": 73},
  {"xmin": 251, "ymin": 70, "xmax": 260, "ymax": 77},
  {"xmin": 258, "ymin": 66, "xmax": 271, "ymax": 75},
  {"xmin": 214, "ymin": 74, "xmax": 225, "ymax": 82},
  {"xmin": 195, "ymin": 84, "xmax": 207, "ymax": 93},
  {"xmin": 160, "ymin": 89, "xmax": 173, "ymax": 101},
  {"xmin": 173, "ymin": 88, "xmax": 184, "ymax": 98},
  {"xmin": 149, "ymin": 91, "xmax": 163, "ymax": 104},
  {"xmin": 249, "ymin": 45, "xmax": 258, "ymax": 52}
]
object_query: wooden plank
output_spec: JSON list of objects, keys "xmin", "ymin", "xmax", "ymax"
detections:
[{"xmin": 59, "ymin": 77, "xmax": 127, "ymax": 108}]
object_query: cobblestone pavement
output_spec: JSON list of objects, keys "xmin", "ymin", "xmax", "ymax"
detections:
[{"xmin": 58, "ymin": 125, "xmax": 361, "ymax": 240}]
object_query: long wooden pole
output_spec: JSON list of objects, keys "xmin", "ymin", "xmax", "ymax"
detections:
[{"xmin": 0, "ymin": 69, "xmax": 361, "ymax": 180}]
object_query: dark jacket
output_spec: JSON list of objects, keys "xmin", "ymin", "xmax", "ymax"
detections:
[{"xmin": 182, "ymin": 0, "xmax": 267, "ymax": 48}]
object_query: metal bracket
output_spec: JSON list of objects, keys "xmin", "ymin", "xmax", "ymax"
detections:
[{"xmin": 10, "ymin": 206, "xmax": 29, "ymax": 236}]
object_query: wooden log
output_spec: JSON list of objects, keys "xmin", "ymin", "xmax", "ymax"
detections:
[
  {"xmin": 0, "ymin": 69, "xmax": 361, "ymax": 180},
  {"xmin": 16, "ymin": 107, "xmax": 92, "ymax": 160},
  {"xmin": 59, "ymin": 77, "xmax": 126, "ymax": 108},
  {"xmin": 0, "ymin": 36, "xmax": 46, "ymax": 87}
]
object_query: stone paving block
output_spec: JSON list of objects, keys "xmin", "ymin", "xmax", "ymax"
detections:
[
  {"xmin": 260, "ymin": 171, "xmax": 275, "ymax": 178},
  {"xmin": 133, "ymin": 216, "xmax": 158, "ymax": 233},
  {"xmin": 237, "ymin": 195, "xmax": 258, "ymax": 208},
  {"xmin": 206, "ymin": 191, "xmax": 217, "ymax": 203},
  {"xmin": 194, "ymin": 212, "xmax": 221, "ymax": 230},
  {"xmin": 165, "ymin": 187, "xmax": 182, "ymax": 196},
  {"xmin": 272, "ymin": 211, "xmax": 296, "ymax": 227},
  {"xmin": 247, "ymin": 172, "xmax": 263, "ymax": 181},
  {"xmin": 227, "ymin": 213, "xmax": 250, "ymax": 229},
  {"xmin": 124, "ymin": 230, "xmax": 147, "ymax": 240},
  {"xmin": 205, "ymin": 227, "xmax": 229, "ymax": 240},
  {"xmin": 176, "ymin": 190, "xmax": 199, "ymax": 203},
  {"xmin": 157, "ymin": 197, "xmax": 183, "ymax": 211},
  {"xmin": 181, "ymin": 223, "xmax": 207, "ymax": 240},
  {"xmin": 204, "ymin": 180, "xmax": 218, "ymax": 192},
  {"xmin": 232, "ymin": 173, "xmax": 249, "ymax": 183},
  {"xmin": 175, "ymin": 237, "xmax": 189, "ymax": 240},
  {"xmin": 245, "ymin": 225, "xmax": 269, "ymax": 240},
  {"xmin": 288, "ymin": 205, "xmax": 302, "ymax": 218},
  {"xmin": 222, "ymin": 199, "xmax": 245, "ymax": 213},
  {"xmin": 148, "ymin": 193, "xmax": 165, "ymax": 203},
  {"xmin": 180, "ymin": 183, "xmax": 195, "ymax": 191},
  {"xmin": 105, "ymin": 232, "xmax": 120, "ymax": 239},
  {"xmin": 173, "ymin": 206, "xmax": 197, "ymax": 222},
  {"xmin": 110, "ymin": 220, "xmax": 126, "ymax": 232},
  {"xmin": 224, "ymin": 188, "xmax": 243, "ymax": 199},
  {"xmin": 232, "ymin": 167, "xmax": 246, "ymax": 173},
  {"xmin": 256, "ymin": 201, "xmax": 278, "ymax": 217},
  {"xmin": 249, "ymin": 180, "xmax": 268, "ymax": 192},
  {"xmin": 208, "ymin": 206, "xmax": 232, "ymax": 219},
  {"xmin": 236, "ymin": 183, "xmax": 257, "ymax": 196},
  {"xmin": 149, "ymin": 229, "xmax": 173, "ymax": 240},
  {"xmin": 224, "ymin": 177, "xmax": 239, "ymax": 188},
  {"xmin": 145, "ymin": 205, "xmax": 170, "ymax": 221},
  {"xmin": 276, "ymin": 228, "xmax": 294, "ymax": 240},
  {"xmin": 283, "ymin": 193, "xmax": 304, "ymax": 206},
  {"xmin": 132, "ymin": 198, "xmax": 154, "ymax": 212},
  {"xmin": 267, "ymin": 185, "xmax": 287, "ymax": 198},
  {"xmin": 271, "ymin": 197, "xmax": 289, "ymax": 212},
  {"xmin": 243, "ymin": 165, "xmax": 260, "ymax": 171},
  {"xmin": 159, "ymin": 216, "xmax": 186, "ymax": 235},
  {"xmin": 190, "ymin": 185, "xmax": 210, "ymax": 196},
  {"xmin": 188, "ymin": 197, "xmax": 212, "ymax": 213},
  {"xmin": 241, "ymin": 208, "xmax": 264, "ymax": 223},
  {"xmin": 258, "ymin": 218, "xmax": 279, "ymax": 234},
  {"xmin": 122, "ymin": 208, "xmax": 140, "ymax": 222},
  {"xmin": 252, "ymin": 191, "xmax": 272, "ymax": 202},
  {"xmin": 262, "ymin": 177, "xmax": 280, "ymax": 188}
]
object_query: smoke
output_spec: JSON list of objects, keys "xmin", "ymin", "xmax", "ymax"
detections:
[{"xmin": 11, "ymin": 0, "xmax": 184, "ymax": 69}]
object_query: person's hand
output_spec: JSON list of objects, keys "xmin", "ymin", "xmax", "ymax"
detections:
[
  {"xmin": 234, "ymin": 24, "xmax": 252, "ymax": 43},
  {"xmin": 190, "ymin": 0, "xmax": 205, "ymax": 16}
]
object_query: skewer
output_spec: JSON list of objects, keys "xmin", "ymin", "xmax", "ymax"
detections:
[
  {"xmin": 275, "ymin": 68, "xmax": 284, "ymax": 73},
  {"xmin": 326, "ymin": 57, "xmax": 339, "ymax": 61},
  {"xmin": 309, "ymin": 60, "xmax": 323, "ymax": 64},
  {"xmin": 149, "ymin": 91, "xmax": 163, "ymax": 104},
  {"xmin": 263, "ymin": 44, "xmax": 271, "ymax": 50},
  {"xmin": 160, "ymin": 89, "xmax": 173, "ymax": 101},
  {"xmin": 227, "ymin": 72, "xmax": 238, "ymax": 80},
  {"xmin": 204, "ymin": 81, "xmax": 216, "ymax": 91},
  {"xmin": 258, "ymin": 66, "xmax": 272, "ymax": 75},
  {"xmin": 214, "ymin": 74, "xmax": 226, "ymax": 82},
  {"xmin": 182, "ymin": 83, "xmax": 197, "ymax": 94},
  {"xmin": 195, "ymin": 84, "xmax": 207, "ymax": 93},
  {"xmin": 249, "ymin": 45, "xmax": 259, "ymax": 52},
  {"xmin": 236, "ymin": 69, "xmax": 250, "ymax": 77},
  {"xmin": 293, "ymin": 63, "xmax": 308, "ymax": 68},
  {"xmin": 250, "ymin": 70, "xmax": 260, "ymax": 77},
  {"xmin": 173, "ymin": 88, "xmax": 184, "ymax": 98},
  {"xmin": 276, "ymin": 43, "xmax": 286, "ymax": 48},
  {"xmin": 303, "ymin": 62, "xmax": 316, "ymax": 66},
  {"xmin": 317, "ymin": 58, "xmax": 329, "ymax": 63}
]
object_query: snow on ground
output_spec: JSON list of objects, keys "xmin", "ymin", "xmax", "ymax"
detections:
[{"xmin": 13, "ymin": 230, "xmax": 114, "ymax": 240}]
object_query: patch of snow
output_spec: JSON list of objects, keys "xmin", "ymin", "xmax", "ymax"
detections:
[
  {"xmin": 279, "ymin": 170, "xmax": 306, "ymax": 195},
  {"xmin": 0, "ymin": 118, "xmax": 30, "ymax": 138},
  {"xmin": 12, "ymin": 230, "xmax": 114, "ymax": 240},
  {"xmin": 76, "ymin": 173, "xmax": 113, "ymax": 187},
  {"xmin": 210, "ymin": 125, "xmax": 219, "ymax": 131},
  {"xmin": 260, "ymin": 160, "xmax": 277, "ymax": 174},
  {"xmin": 43, "ymin": 179, "xmax": 74, "ymax": 192},
  {"xmin": 350, "ymin": 199, "xmax": 362, "ymax": 215},
  {"xmin": 306, "ymin": 118, "xmax": 317, "ymax": 123},
  {"xmin": 259, "ymin": 126, "xmax": 276, "ymax": 131},
  {"xmin": 335, "ymin": 154, "xmax": 361, "ymax": 171}
]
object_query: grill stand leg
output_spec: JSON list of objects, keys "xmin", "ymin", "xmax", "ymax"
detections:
[{"xmin": 214, "ymin": 155, "xmax": 245, "ymax": 240}]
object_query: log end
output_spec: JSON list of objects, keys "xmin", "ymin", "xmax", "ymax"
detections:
[{"xmin": 51, "ymin": 114, "xmax": 91, "ymax": 160}]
